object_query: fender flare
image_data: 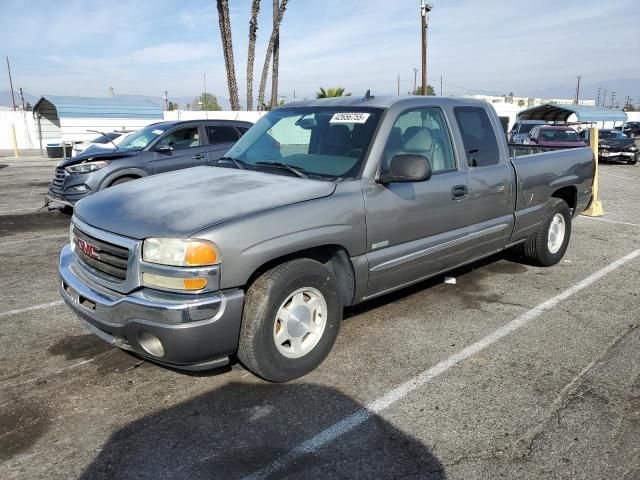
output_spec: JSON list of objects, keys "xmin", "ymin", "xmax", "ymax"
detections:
[{"xmin": 98, "ymin": 168, "xmax": 149, "ymax": 190}]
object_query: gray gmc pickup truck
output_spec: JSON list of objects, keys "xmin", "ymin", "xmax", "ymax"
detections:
[{"xmin": 59, "ymin": 96, "xmax": 594, "ymax": 382}]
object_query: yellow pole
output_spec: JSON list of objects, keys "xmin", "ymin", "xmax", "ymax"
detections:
[
  {"xmin": 10, "ymin": 123, "xmax": 19, "ymax": 158},
  {"xmin": 581, "ymin": 126, "xmax": 603, "ymax": 217}
]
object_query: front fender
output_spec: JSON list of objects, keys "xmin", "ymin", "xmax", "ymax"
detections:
[
  {"xmin": 99, "ymin": 167, "xmax": 150, "ymax": 190},
  {"xmin": 193, "ymin": 182, "xmax": 368, "ymax": 289}
]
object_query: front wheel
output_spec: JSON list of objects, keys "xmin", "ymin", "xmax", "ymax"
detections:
[
  {"xmin": 237, "ymin": 258, "xmax": 343, "ymax": 382},
  {"xmin": 523, "ymin": 198, "xmax": 572, "ymax": 266}
]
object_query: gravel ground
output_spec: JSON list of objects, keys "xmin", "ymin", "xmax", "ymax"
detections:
[{"xmin": 0, "ymin": 155, "xmax": 639, "ymax": 479}]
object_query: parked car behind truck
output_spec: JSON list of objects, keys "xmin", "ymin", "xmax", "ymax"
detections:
[
  {"xmin": 579, "ymin": 128, "xmax": 639, "ymax": 165},
  {"xmin": 47, "ymin": 119, "xmax": 252, "ymax": 208},
  {"xmin": 59, "ymin": 96, "xmax": 594, "ymax": 382}
]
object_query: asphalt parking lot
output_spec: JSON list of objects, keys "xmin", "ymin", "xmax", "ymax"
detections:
[{"xmin": 1, "ymin": 155, "xmax": 639, "ymax": 479}]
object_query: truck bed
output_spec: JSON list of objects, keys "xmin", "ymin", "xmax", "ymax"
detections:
[{"xmin": 508, "ymin": 146, "xmax": 594, "ymax": 243}]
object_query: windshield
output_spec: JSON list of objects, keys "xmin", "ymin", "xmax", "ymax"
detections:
[
  {"xmin": 117, "ymin": 125, "xmax": 167, "ymax": 151},
  {"xmin": 518, "ymin": 123, "xmax": 543, "ymax": 134},
  {"xmin": 600, "ymin": 130, "xmax": 627, "ymax": 139},
  {"xmin": 224, "ymin": 107, "xmax": 383, "ymax": 180},
  {"xmin": 539, "ymin": 129, "xmax": 581, "ymax": 142},
  {"xmin": 89, "ymin": 132, "xmax": 121, "ymax": 144}
]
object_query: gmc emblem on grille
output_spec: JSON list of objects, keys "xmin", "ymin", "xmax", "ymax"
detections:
[{"xmin": 76, "ymin": 238, "xmax": 100, "ymax": 260}]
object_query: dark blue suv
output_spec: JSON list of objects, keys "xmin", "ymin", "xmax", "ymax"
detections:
[{"xmin": 47, "ymin": 119, "xmax": 252, "ymax": 208}]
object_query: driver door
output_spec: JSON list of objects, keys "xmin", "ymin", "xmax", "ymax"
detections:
[
  {"xmin": 151, "ymin": 125, "xmax": 210, "ymax": 174},
  {"xmin": 363, "ymin": 107, "xmax": 471, "ymax": 297}
]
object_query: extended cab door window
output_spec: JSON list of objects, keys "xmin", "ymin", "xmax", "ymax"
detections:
[
  {"xmin": 385, "ymin": 107, "xmax": 456, "ymax": 174},
  {"xmin": 454, "ymin": 106, "xmax": 500, "ymax": 167}
]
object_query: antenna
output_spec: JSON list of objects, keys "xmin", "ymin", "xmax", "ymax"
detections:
[{"xmin": 363, "ymin": 89, "xmax": 374, "ymax": 101}]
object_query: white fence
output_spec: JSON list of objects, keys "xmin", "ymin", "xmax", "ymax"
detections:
[{"xmin": 0, "ymin": 107, "xmax": 638, "ymax": 152}]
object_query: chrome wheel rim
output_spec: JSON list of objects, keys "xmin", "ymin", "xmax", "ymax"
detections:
[
  {"xmin": 273, "ymin": 287, "xmax": 327, "ymax": 359},
  {"xmin": 547, "ymin": 213, "xmax": 566, "ymax": 254}
]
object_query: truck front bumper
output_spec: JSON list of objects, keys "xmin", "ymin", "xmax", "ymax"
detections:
[{"xmin": 59, "ymin": 244, "xmax": 244, "ymax": 370}]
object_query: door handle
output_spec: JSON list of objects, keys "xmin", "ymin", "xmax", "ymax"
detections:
[
  {"xmin": 192, "ymin": 153, "xmax": 206, "ymax": 160},
  {"xmin": 451, "ymin": 185, "xmax": 468, "ymax": 200}
]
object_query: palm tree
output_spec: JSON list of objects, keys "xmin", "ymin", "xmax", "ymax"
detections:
[
  {"xmin": 257, "ymin": 0, "xmax": 288, "ymax": 110},
  {"xmin": 246, "ymin": 0, "xmax": 261, "ymax": 111},
  {"xmin": 216, "ymin": 0, "xmax": 240, "ymax": 110},
  {"xmin": 316, "ymin": 87, "xmax": 352, "ymax": 99}
]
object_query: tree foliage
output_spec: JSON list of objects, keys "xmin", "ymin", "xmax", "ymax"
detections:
[
  {"xmin": 194, "ymin": 93, "xmax": 222, "ymax": 111},
  {"xmin": 410, "ymin": 85, "xmax": 436, "ymax": 96},
  {"xmin": 316, "ymin": 87, "xmax": 352, "ymax": 98}
]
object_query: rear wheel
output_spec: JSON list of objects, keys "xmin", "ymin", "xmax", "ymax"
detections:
[
  {"xmin": 523, "ymin": 198, "xmax": 572, "ymax": 266},
  {"xmin": 237, "ymin": 258, "xmax": 343, "ymax": 382}
]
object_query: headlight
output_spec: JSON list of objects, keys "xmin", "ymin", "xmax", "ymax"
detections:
[
  {"xmin": 142, "ymin": 238, "xmax": 219, "ymax": 267},
  {"xmin": 65, "ymin": 160, "xmax": 109, "ymax": 174}
]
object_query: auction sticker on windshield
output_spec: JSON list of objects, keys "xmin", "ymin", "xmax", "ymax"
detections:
[{"xmin": 330, "ymin": 112, "xmax": 370, "ymax": 124}]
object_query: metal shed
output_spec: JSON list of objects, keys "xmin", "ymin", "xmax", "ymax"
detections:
[
  {"xmin": 32, "ymin": 95, "xmax": 163, "ymax": 150},
  {"xmin": 517, "ymin": 103, "xmax": 627, "ymax": 124}
]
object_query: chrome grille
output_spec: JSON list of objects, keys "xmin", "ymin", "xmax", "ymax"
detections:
[
  {"xmin": 73, "ymin": 226, "xmax": 129, "ymax": 281},
  {"xmin": 52, "ymin": 167, "xmax": 67, "ymax": 188}
]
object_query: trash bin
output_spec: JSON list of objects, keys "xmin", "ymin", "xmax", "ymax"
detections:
[{"xmin": 46, "ymin": 142, "xmax": 73, "ymax": 158}]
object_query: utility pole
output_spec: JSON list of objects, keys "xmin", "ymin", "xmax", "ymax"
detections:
[
  {"xmin": 18, "ymin": 87, "xmax": 25, "ymax": 110},
  {"xmin": 413, "ymin": 67, "xmax": 418, "ymax": 94},
  {"xmin": 574, "ymin": 75, "xmax": 581, "ymax": 105},
  {"xmin": 602, "ymin": 89, "xmax": 607, "ymax": 107},
  {"xmin": 164, "ymin": 90, "xmax": 169, "ymax": 110},
  {"xmin": 397, "ymin": 74, "xmax": 400, "ymax": 96},
  {"xmin": 6, "ymin": 56, "xmax": 17, "ymax": 111},
  {"xmin": 420, "ymin": 2, "xmax": 432, "ymax": 95},
  {"xmin": 440, "ymin": 74, "xmax": 443, "ymax": 96},
  {"xmin": 595, "ymin": 87, "xmax": 601, "ymax": 107},
  {"xmin": 610, "ymin": 91, "xmax": 616, "ymax": 109}
]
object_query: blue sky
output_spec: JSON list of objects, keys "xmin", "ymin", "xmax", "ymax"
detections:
[{"xmin": 2, "ymin": 0, "xmax": 639, "ymax": 103}]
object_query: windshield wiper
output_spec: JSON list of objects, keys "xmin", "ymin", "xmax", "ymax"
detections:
[
  {"xmin": 87, "ymin": 129, "xmax": 119, "ymax": 150},
  {"xmin": 216, "ymin": 156, "xmax": 247, "ymax": 170},
  {"xmin": 255, "ymin": 161, "xmax": 308, "ymax": 178}
]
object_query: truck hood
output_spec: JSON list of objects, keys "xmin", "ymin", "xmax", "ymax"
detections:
[
  {"xmin": 74, "ymin": 166, "xmax": 337, "ymax": 239},
  {"xmin": 58, "ymin": 149, "xmax": 140, "ymax": 168}
]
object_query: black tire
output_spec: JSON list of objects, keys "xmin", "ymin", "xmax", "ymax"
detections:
[
  {"xmin": 628, "ymin": 159, "xmax": 638, "ymax": 165},
  {"xmin": 523, "ymin": 198, "xmax": 572, "ymax": 267},
  {"xmin": 237, "ymin": 258, "xmax": 343, "ymax": 382},
  {"xmin": 109, "ymin": 176, "xmax": 137, "ymax": 187}
]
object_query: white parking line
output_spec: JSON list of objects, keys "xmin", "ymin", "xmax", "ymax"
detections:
[
  {"xmin": 578, "ymin": 216, "xmax": 640, "ymax": 228},
  {"xmin": 599, "ymin": 171, "xmax": 638, "ymax": 181},
  {"xmin": 0, "ymin": 300, "xmax": 64, "ymax": 319},
  {"xmin": 0, "ymin": 233, "xmax": 68, "ymax": 246},
  {"xmin": 243, "ymin": 248, "xmax": 640, "ymax": 480}
]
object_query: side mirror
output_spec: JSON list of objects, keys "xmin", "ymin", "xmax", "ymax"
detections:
[
  {"xmin": 379, "ymin": 154, "xmax": 432, "ymax": 184},
  {"xmin": 155, "ymin": 145, "xmax": 173, "ymax": 153}
]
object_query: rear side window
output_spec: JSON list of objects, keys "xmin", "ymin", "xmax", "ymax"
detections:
[
  {"xmin": 454, "ymin": 107, "xmax": 500, "ymax": 167},
  {"xmin": 206, "ymin": 126, "xmax": 240, "ymax": 144}
]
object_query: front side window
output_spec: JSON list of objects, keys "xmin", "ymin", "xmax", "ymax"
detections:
[
  {"xmin": 383, "ymin": 108, "xmax": 456, "ymax": 174},
  {"xmin": 207, "ymin": 126, "xmax": 240, "ymax": 144},
  {"xmin": 157, "ymin": 127, "xmax": 200, "ymax": 151},
  {"xmin": 225, "ymin": 107, "xmax": 382, "ymax": 180},
  {"xmin": 454, "ymin": 106, "xmax": 500, "ymax": 167}
]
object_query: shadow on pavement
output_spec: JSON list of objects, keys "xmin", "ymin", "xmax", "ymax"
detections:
[{"xmin": 79, "ymin": 382, "xmax": 445, "ymax": 480}]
